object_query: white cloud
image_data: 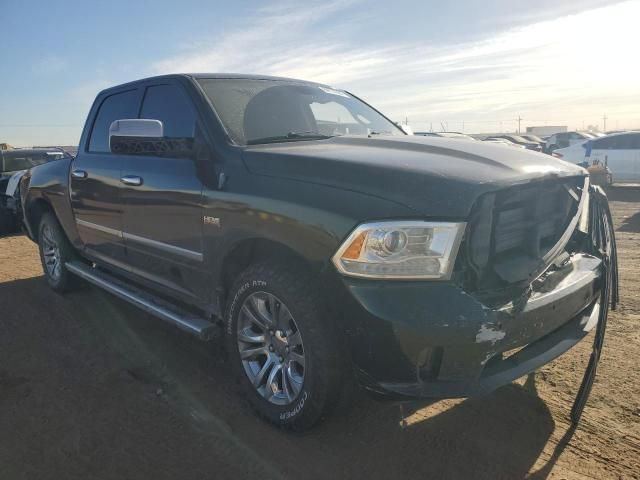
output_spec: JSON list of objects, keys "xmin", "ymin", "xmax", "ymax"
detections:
[{"xmin": 149, "ymin": 0, "xmax": 640, "ymax": 132}]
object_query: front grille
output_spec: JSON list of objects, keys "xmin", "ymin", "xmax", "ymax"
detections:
[{"xmin": 466, "ymin": 177, "xmax": 585, "ymax": 289}]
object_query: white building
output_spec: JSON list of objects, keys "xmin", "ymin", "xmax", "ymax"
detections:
[{"xmin": 526, "ymin": 126, "xmax": 568, "ymax": 136}]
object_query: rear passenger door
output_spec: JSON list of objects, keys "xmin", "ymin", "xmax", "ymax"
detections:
[
  {"xmin": 70, "ymin": 88, "xmax": 141, "ymax": 264},
  {"xmin": 120, "ymin": 81, "xmax": 207, "ymax": 300}
]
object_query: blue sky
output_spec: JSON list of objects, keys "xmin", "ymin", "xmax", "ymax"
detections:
[{"xmin": 1, "ymin": 0, "xmax": 638, "ymax": 146}]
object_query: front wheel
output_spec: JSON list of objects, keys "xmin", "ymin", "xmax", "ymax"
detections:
[
  {"xmin": 225, "ymin": 262, "xmax": 343, "ymax": 431},
  {"xmin": 38, "ymin": 212, "xmax": 79, "ymax": 292}
]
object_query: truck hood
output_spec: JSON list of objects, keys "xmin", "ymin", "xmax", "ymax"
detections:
[{"xmin": 242, "ymin": 135, "xmax": 585, "ymax": 218}]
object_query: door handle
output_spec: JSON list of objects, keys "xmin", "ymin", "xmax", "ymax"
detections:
[
  {"xmin": 121, "ymin": 175, "xmax": 143, "ymax": 186},
  {"xmin": 71, "ymin": 169, "xmax": 88, "ymax": 179}
]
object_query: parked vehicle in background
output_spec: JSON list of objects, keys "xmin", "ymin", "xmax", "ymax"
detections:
[
  {"xmin": 482, "ymin": 138, "xmax": 526, "ymax": 148},
  {"xmin": 414, "ymin": 132, "xmax": 476, "ymax": 141},
  {"xmin": 545, "ymin": 131, "xmax": 594, "ymax": 153},
  {"xmin": 0, "ymin": 148, "xmax": 70, "ymax": 234},
  {"xmin": 584, "ymin": 162, "xmax": 613, "ymax": 187},
  {"xmin": 520, "ymin": 134, "xmax": 545, "ymax": 148},
  {"xmin": 21, "ymin": 73, "xmax": 608, "ymax": 431},
  {"xmin": 485, "ymin": 134, "xmax": 542, "ymax": 151},
  {"xmin": 554, "ymin": 131, "xmax": 640, "ymax": 183}
]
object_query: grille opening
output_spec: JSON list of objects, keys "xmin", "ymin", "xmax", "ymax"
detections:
[{"xmin": 463, "ymin": 177, "xmax": 585, "ymax": 299}]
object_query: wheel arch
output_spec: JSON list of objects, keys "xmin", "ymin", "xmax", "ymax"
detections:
[
  {"xmin": 218, "ymin": 237, "xmax": 321, "ymax": 308},
  {"xmin": 25, "ymin": 197, "xmax": 55, "ymax": 239}
]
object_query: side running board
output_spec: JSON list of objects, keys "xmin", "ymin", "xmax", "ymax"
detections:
[{"xmin": 65, "ymin": 261, "xmax": 217, "ymax": 341}]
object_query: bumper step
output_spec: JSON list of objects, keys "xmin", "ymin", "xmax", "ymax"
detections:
[{"xmin": 65, "ymin": 261, "xmax": 217, "ymax": 340}]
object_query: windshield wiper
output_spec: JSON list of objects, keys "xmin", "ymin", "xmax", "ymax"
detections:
[
  {"xmin": 247, "ymin": 131, "xmax": 333, "ymax": 145},
  {"xmin": 368, "ymin": 131, "xmax": 394, "ymax": 137}
]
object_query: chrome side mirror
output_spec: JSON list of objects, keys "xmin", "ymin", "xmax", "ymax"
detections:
[
  {"xmin": 109, "ymin": 119, "xmax": 163, "ymax": 152},
  {"xmin": 108, "ymin": 119, "xmax": 196, "ymax": 158}
]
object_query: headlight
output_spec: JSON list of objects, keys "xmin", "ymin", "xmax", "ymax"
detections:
[{"xmin": 332, "ymin": 221, "xmax": 466, "ymax": 280}]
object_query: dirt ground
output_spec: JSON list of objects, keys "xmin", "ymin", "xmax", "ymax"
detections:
[{"xmin": 0, "ymin": 188, "xmax": 638, "ymax": 480}]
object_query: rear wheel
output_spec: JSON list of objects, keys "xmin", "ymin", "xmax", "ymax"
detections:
[
  {"xmin": 225, "ymin": 261, "xmax": 343, "ymax": 431},
  {"xmin": 38, "ymin": 212, "xmax": 79, "ymax": 292}
]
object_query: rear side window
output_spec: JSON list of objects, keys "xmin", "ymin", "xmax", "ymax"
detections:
[
  {"xmin": 89, "ymin": 90, "xmax": 139, "ymax": 152},
  {"xmin": 139, "ymin": 84, "xmax": 196, "ymax": 138}
]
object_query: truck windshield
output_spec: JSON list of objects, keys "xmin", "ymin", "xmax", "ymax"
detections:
[{"xmin": 196, "ymin": 78, "xmax": 403, "ymax": 146}]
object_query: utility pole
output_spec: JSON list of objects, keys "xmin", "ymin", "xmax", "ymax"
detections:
[
  {"xmin": 517, "ymin": 116, "xmax": 523, "ymax": 134},
  {"xmin": 602, "ymin": 113, "xmax": 608, "ymax": 132}
]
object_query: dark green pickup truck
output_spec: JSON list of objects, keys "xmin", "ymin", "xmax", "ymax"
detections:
[{"xmin": 20, "ymin": 74, "xmax": 614, "ymax": 430}]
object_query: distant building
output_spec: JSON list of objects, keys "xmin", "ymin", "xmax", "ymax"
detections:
[
  {"xmin": 0, "ymin": 143, "xmax": 14, "ymax": 150},
  {"xmin": 526, "ymin": 126, "xmax": 567, "ymax": 136}
]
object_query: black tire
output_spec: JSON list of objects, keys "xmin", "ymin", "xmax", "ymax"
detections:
[
  {"xmin": 225, "ymin": 261, "xmax": 343, "ymax": 431},
  {"xmin": 37, "ymin": 212, "xmax": 79, "ymax": 293}
]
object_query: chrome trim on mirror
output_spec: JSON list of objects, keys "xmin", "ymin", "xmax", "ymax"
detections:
[{"xmin": 109, "ymin": 119, "xmax": 163, "ymax": 138}]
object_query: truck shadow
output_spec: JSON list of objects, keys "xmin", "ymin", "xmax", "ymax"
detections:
[
  {"xmin": 0, "ymin": 277, "xmax": 558, "ymax": 480},
  {"xmin": 80, "ymin": 287, "xmax": 557, "ymax": 479},
  {"xmin": 617, "ymin": 211, "xmax": 640, "ymax": 233},
  {"xmin": 606, "ymin": 185, "xmax": 640, "ymax": 203}
]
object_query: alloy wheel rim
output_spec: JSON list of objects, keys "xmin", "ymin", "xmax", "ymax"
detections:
[
  {"xmin": 42, "ymin": 225, "xmax": 61, "ymax": 281},
  {"xmin": 237, "ymin": 291, "xmax": 305, "ymax": 406}
]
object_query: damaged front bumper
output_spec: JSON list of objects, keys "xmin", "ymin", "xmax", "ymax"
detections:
[{"xmin": 338, "ymin": 252, "xmax": 603, "ymax": 399}]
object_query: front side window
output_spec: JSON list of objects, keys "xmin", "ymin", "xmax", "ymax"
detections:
[
  {"xmin": 593, "ymin": 136, "xmax": 615, "ymax": 150},
  {"xmin": 612, "ymin": 133, "xmax": 640, "ymax": 150},
  {"xmin": 140, "ymin": 84, "xmax": 197, "ymax": 138},
  {"xmin": 196, "ymin": 78, "xmax": 403, "ymax": 145},
  {"xmin": 628, "ymin": 133, "xmax": 640, "ymax": 149},
  {"xmin": 89, "ymin": 90, "xmax": 139, "ymax": 153}
]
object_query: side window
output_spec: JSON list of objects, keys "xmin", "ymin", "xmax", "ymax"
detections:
[
  {"xmin": 140, "ymin": 84, "xmax": 196, "ymax": 138},
  {"xmin": 613, "ymin": 134, "xmax": 640, "ymax": 150},
  {"xmin": 556, "ymin": 133, "xmax": 569, "ymax": 147},
  {"xmin": 89, "ymin": 90, "xmax": 139, "ymax": 152},
  {"xmin": 593, "ymin": 137, "xmax": 614, "ymax": 150},
  {"xmin": 629, "ymin": 133, "xmax": 640, "ymax": 149}
]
